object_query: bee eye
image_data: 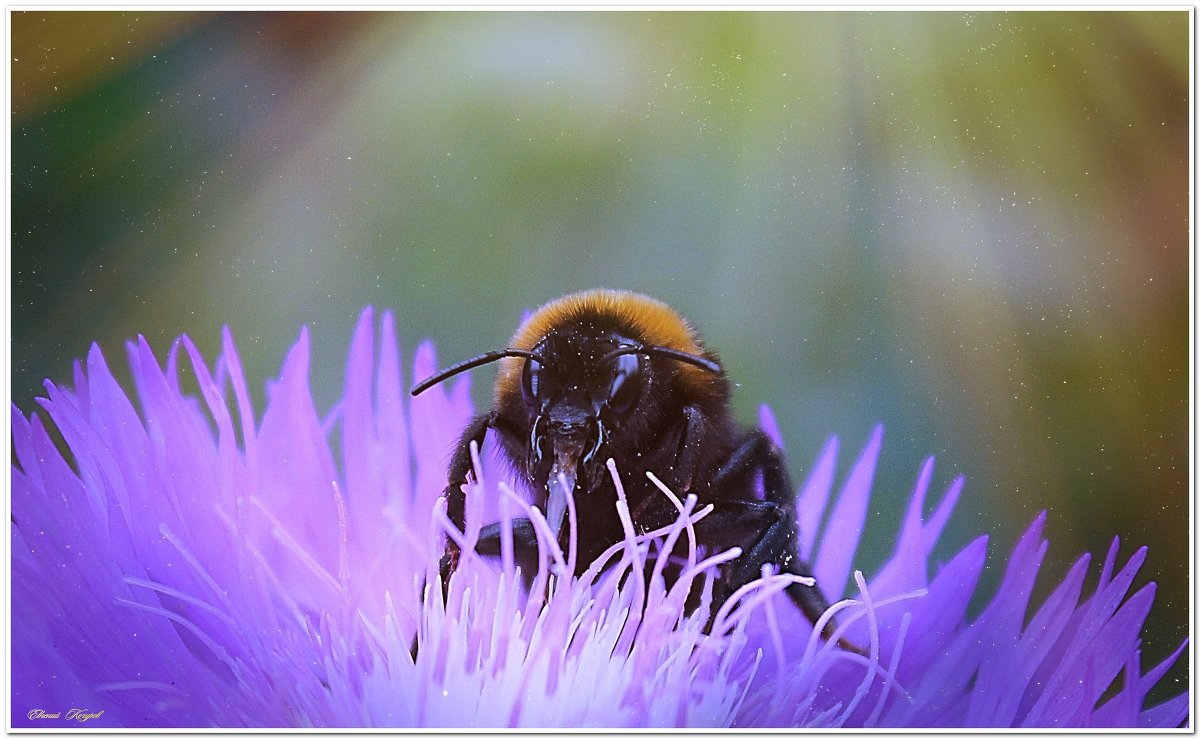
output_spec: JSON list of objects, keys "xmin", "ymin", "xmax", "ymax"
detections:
[
  {"xmin": 607, "ymin": 353, "xmax": 642, "ymax": 415},
  {"xmin": 521, "ymin": 357, "xmax": 541, "ymax": 406}
]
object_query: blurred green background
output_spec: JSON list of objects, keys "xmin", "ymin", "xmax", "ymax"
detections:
[{"xmin": 10, "ymin": 11, "xmax": 1190, "ymax": 696}]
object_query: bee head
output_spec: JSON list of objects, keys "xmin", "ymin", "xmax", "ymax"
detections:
[{"xmin": 412, "ymin": 289, "xmax": 726, "ymax": 494}]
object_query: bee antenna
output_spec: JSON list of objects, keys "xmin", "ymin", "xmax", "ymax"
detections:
[
  {"xmin": 604, "ymin": 344, "xmax": 721, "ymax": 374},
  {"xmin": 411, "ymin": 349, "xmax": 543, "ymax": 396}
]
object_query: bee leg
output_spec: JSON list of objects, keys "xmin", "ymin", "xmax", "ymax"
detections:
[
  {"xmin": 709, "ymin": 429, "xmax": 788, "ymax": 491},
  {"xmin": 696, "ymin": 498, "xmax": 862, "ymax": 652},
  {"xmin": 707, "ymin": 432, "xmax": 866, "ymax": 654},
  {"xmin": 738, "ymin": 504, "xmax": 852, "ymax": 649},
  {"xmin": 474, "ymin": 518, "xmax": 540, "ymax": 589},
  {"xmin": 414, "ymin": 412, "xmax": 501, "ymax": 661},
  {"xmin": 443, "ymin": 413, "xmax": 498, "ymax": 535},
  {"xmin": 669, "ymin": 405, "xmax": 708, "ymax": 492},
  {"xmin": 436, "ymin": 411, "xmax": 500, "ymax": 599},
  {"xmin": 694, "ymin": 499, "xmax": 798, "ymax": 611}
]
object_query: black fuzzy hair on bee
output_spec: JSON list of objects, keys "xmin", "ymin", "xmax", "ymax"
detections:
[{"xmin": 410, "ymin": 288, "xmax": 862, "ymax": 654}]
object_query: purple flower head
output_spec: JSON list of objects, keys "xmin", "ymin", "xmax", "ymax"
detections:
[{"xmin": 10, "ymin": 309, "xmax": 1189, "ymax": 728}]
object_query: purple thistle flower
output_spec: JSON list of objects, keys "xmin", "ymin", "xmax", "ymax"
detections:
[{"xmin": 10, "ymin": 308, "xmax": 1189, "ymax": 729}]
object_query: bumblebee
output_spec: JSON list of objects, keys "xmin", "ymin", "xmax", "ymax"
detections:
[{"xmin": 413, "ymin": 288, "xmax": 854, "ymax": 648}]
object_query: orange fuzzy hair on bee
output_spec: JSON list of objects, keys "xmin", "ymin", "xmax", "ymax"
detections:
[{"xmin": 493, "ymin": 288, "xmax": 720, "ymax": 402}]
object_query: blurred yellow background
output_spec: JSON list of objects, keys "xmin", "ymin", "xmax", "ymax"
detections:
[{"xmin": 10, "ymin": 10, "xmax": 1190, "ymax": 696}]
